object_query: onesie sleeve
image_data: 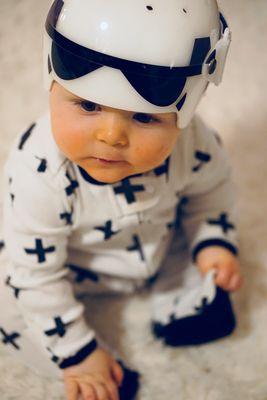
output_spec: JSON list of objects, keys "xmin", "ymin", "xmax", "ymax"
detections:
[
  {"xmin": 2, "ymin": 144, "xmax": 98, "ymax": 369},
  {"xmin": 179, "ymin": 117, "xmax": 239, "ymax": 262}
]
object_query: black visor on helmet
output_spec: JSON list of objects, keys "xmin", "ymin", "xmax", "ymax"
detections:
[
  {"xmin": 50, "ymin": 40, "xmax": 193, "ymax": 107},
  {"xmin": 46, "ymin": 17, "xmax": 211, "ymax": 107},
  {"xmin": 51, "ymin": 41, "xmax": 102, "ymax": 80}
]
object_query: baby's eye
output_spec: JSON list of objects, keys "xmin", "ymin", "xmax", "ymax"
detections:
[
  {"xmin": 79, "ymin": 101, "xmax": 99, "ymax": 112},
  {"xmin": 133, "ymin": 113, "xmax": 157, "ymax": 124}
]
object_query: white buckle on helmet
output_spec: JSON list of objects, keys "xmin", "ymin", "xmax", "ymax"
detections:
[{"xmin": 202, "ymin": 27, "xmax": 231, "ymax": 86}]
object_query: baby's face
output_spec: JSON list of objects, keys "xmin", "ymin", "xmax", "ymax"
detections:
[{"xmin": 50, "ymin": 82, "xmax": 180, "ymax": 183}]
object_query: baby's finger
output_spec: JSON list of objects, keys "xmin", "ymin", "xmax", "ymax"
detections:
[
  {"xmin": 111, "ymin": 362, "xmax": 124, "ymax": 387},
  {"xmin": 80, "ymin": 382, "xmax": 97, "ymax": 400},
  {"xmin": 65, "ymin": 379, "xmax": 80, "ymax": 400},
  {"xmin": 215, "ymin": 267, "xmax": 232, "ymax": 290},
  {"xmin": 228, "ymin": 274, "xmax": 243, "ymax": 292},
  {"xmin": 94, "ymin": 381, "xmax": 111, "ymax": 400},
  {"xmin": 104, "ymin": 379, "xmax": 120, "ymax": 400}
]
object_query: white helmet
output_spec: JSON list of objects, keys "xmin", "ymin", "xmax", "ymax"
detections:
[{"xmin": 44, "ymin": 0, "xmax": 231, "ymax": 129}]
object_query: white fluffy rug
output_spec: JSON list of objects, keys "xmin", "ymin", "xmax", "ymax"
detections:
[{"xmin": 1, "ymin": 1, "xmax": 267, "ymax": 399}]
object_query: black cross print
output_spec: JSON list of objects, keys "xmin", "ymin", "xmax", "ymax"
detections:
[
  {"xmin": 207, "ymin": 213, "xmax": 235, "ymax": 234},
  {"xmin": 18, "ymin": 123, "xmax": 36, "ymax": 151},
  {"xmin": 192, "ymin": 150, "xmax": 211, "ymax": 172},
  {"xmin": 154, "ymin": 157, "xmax": 170, "ymax": 178},
  {"xmin": 35, "ymin": 156, "xmax": 47, "ymax": 173},
  {"xmin": 46, "ymin": 347, "xmax": 60, "ymax": 364},
  {"xmin": 94, "ymin": 220, "xmax": 120, "ymax": 240},
  {"xmin": 126, "ymin": 234, "xmax": 145, "ymax": 261},
  {"xmin": 0, "ymin": 327, "xmax": 21, "ymax": 350},
  {"xmin": 24, "ymin": 238, "xmax": 56, "ymax": 263},
  {"xmin": 195, "ymin": 297, "xmax": 209, "ymax": 313},
  {"xmin": 67, "ymin": 264, "xmax": 99, "ymax": 283},
  {"xmin": 44, "ymin": 316, "xmax": 73, "ymax": 338},
  {"xmin": 5, "ymin": 276, "xmax": 21, "ymax": 298},
  {"xmin": 60, "ymin": 206, "xmax": 73, "ymax": 225},
  {"xmin": 65, "ymin": 171, "xmax": 79, "ymax": 196},
  {"xmin": 114, "ymin": 179, "xmax": 145, "ymax": 204}
]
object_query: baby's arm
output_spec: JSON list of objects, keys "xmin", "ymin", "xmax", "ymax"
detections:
[
  {"xmin": 3, "ymin": 146, "xmax": 97, "ymax": 367},
  {"xmin": 2, "ymin": 144, "xmax": 122, "ymax": 399},
  {"xmin": 178, "ymin": 117, "xmax": 243, "ymax": 291}
]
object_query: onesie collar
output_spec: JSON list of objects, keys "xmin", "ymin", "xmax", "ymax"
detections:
[{"xmin": 77, "ymin": 166, "xmax": 144, "ymax": 186}]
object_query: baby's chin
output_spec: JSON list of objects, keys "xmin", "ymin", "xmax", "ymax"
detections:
[
  {"xmin": 82, "ymin": 165, "xmax": 135, "ymax": 184},
  {"xmin": 77, "ymin": 159, "xmax": 158, "ymax": 183}
]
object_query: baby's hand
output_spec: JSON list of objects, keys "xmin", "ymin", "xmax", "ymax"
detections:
[
  {"xmin": 195, "ymin": 246, "xmax": 243, "ymax": 292},
  {"xmin": 63, "ymin": 346, "xmax": 124, "ymax": 400}
]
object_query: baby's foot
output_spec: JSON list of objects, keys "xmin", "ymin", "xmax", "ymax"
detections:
[{"xmin": 152, "ymin": 270, "xmax": 236, "ymax": 346}]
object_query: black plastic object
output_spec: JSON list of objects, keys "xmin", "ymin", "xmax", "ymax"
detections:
[
  {"xmin": 152, "ymin": 287, "xmax": 236, "ymax": 346},
  {"xmin": 117, "ymin": 360, "xmax": 140, "ymax": 400}
]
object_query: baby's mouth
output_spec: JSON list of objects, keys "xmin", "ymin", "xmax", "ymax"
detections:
[{"xmin": 92, "ymin": 157, "xmax": 126, "ymax": 164}]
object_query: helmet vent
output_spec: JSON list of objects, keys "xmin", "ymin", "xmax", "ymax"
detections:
[
  {"xmin": 183, "ymin": 8, "xmax": 187, "ymax": 14},
  {"xmin": 146, "ymin": 5, "xmax": 153, "ymax": 11}
]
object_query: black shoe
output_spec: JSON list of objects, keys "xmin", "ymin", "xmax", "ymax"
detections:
[
  {"xmin": 152, "ymin": 287, "xmax": 236, "ymax": 346},
  {"xmin": 117, "ymin": 360, "xmax": 140, "ymax": 400}
]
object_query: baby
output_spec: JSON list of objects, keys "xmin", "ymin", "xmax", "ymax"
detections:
[{"xmin": 0, "ymin": 1, "xmax": 243, "ymax": 399}]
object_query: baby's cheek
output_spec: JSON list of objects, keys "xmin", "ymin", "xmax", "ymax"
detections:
[
  {"xmin": 134, "ymin": 142, "xmax": 170, "ymax": 166},
  {"xmin": 54, "ymin": 129, "xmax": 86, "ymax": 159},
  {"xmin": 140, "ymin": 144, "xmax": 168, "ymax": 167}
]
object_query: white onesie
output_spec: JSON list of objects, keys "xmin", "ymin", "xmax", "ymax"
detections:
[{"xmin": 0, "ymin": 112, "xmax": 238, "ymax": 372}]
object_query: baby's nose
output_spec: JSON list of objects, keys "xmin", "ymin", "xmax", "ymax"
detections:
[{"xmin": 95, "ymin": 116, "xmax": 129, "ymax": 146}]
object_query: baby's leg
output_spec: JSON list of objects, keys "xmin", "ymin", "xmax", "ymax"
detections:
[
  {"xmin": 67, "ymin": 267, "xmax": 141, "ymax": 399},
  {"xmin": 0, "ymin": 262, "xmax": 63, "ymax": 380},
  {"xmin": 149, "ymin": 232, "xmax": 236, "ymax": 346},
  {"xmin": 0, "ymin": 260, "xmax": 140, "ymax": 399}
]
